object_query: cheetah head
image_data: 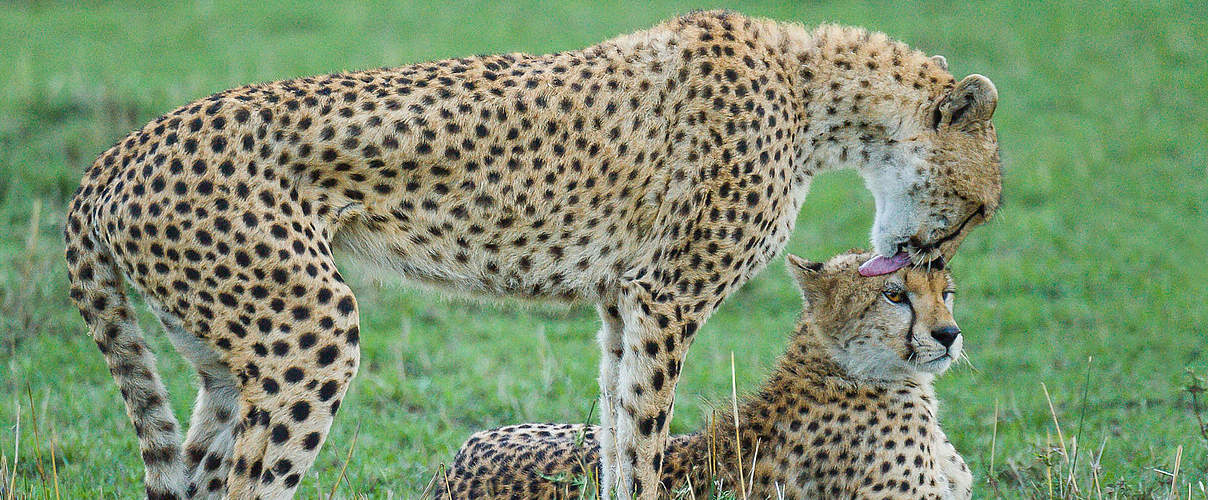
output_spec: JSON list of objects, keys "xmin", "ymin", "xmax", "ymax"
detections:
[
  {"xmin": 787, "ymin": 250, "xmax": 961, "ymax": 380},
  {"xmin": 861, "ymin": 73, "xmax": 1002, "ymax": 270}
]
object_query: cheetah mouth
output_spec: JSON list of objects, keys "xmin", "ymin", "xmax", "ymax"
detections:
[
  {"xmin": 860, "ymin": 205, "xmax": 984, "ymax": 277},
  {"xmin": 915, "ymin": 353, "xmax": 952, "ymax": 370},
  {"xmin": 906, "ymin": 204, "xmax": 986, "ymax": 263}
]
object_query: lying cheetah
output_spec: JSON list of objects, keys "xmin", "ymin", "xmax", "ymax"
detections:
[
  {"xmin": 438, "ymin": 251, "xmax": 972, "ymax": 499},
  {"xmin": 64, "ymin": 10, "xmax": 999, "ymax": 499}
]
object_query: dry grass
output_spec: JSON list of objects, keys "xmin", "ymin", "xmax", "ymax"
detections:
[
  {"xmin": 2, "ymin": 388, "xmax": 63, "ymax": 500},
  {"xmin": 985, "ymin": 364, "xmax": 1208, "ymax": 500},
  {"xmin": 4, "ymin": 363, "xmax": 1205, "ymax": 499}
]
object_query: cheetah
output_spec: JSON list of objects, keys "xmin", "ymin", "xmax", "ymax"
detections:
[
  {"xmin": 438, "ymin": 250, "xmax": 972, "ymax": 499},
  {"xmin": 63, "ymin": 10, "xmax": 1000, "ymax": 499}
]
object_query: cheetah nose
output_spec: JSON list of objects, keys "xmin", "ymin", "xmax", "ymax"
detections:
[{"xmin": 930, "ymin": 326, "xmax": 960, "ymax": 348}]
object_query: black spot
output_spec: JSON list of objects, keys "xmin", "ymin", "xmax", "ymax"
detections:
[
  {"xmin": 302, "ymin": 432, "xmax": 321, "ymax": 450},
  {"xmin": 318, "ymin": 380, "xmax": 339, "ymax": 401},
  {"xmin": 299, "ymin": 333, "xmax": 317, "ymax": 349},
  {"xmin": 270, "ymin": 424, "xmax": 289, "ymax": 444},
  {"xmin": 290, "ymin": 401, "xmax": 311, "ymax": 422},
  {"xmin": 316, "ymin": 345, "xmax": 339, "ymax": 367},
  {"xmin": 336, "ymin": 296, "xmax": 355, "ymax": 316}
]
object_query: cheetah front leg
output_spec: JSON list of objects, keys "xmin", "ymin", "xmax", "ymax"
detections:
[
  {"xmin": 608, "ymin": 277, "xmax": 709, "ymax": 500},
  {"xmin": 935, "ymin": 428, "xmax": 972, "ymax": 499},
  {"xmin": 596, "ymin": 303, "xmax": 625, "ymax": 496}
]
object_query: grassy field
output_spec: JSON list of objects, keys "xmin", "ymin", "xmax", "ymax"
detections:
[{"xmin": 1, "ymin": 0, "xmax": 1206, "ymax": 498}]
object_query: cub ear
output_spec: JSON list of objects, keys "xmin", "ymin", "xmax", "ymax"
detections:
[
  {"xmin": 930, "ymin": 55, "xmax": 948, "ymax": 71},
  {"xmin": 786, "ymin": 254, "xmax": 823, "ymax": 291},
  {"xmin": 934, "ymin": 74, "xmax": 997, "ymax": 130}
]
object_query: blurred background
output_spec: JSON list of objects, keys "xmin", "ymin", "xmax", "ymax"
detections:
[{"xmin": 0, "ymin": 1, "xmax": 1205, "ymax": 498}]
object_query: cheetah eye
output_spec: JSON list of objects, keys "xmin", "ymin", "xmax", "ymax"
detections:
[{"xmin": 883, "ymin": 289, "xmax": 909, "ymax": 304}]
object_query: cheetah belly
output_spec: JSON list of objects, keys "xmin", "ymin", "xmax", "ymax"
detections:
[{"xmin": 331, "ymin": 208, "xmax": 641, "ymax": 303}]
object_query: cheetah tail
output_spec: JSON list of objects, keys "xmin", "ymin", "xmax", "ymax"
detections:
[{"xmin": 65, "ymin": 225, "xmax": 187, "ymax": 500}]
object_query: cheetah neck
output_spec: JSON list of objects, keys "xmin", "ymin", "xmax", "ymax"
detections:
[
  {"xmin": 766, "ymin": 22, "xmax": 955, "ymax": 176},
  {"xmin": 678, "ymin": 331, "xmax": 937, "ymax": 488}
]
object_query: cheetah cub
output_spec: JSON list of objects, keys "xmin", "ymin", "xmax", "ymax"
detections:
[{"xmin": 438, "ymin": 251, "xmax": 972, "ymax": 499}]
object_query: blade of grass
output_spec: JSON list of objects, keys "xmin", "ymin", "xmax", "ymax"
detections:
[
  {"xmin": 990, "ymin": 399, "xmax": 998, "ymax": 479},
  {"xmin": 730, "ymin": 352, "xmax": 746, "ymax": 500},
  {"xmin": 25, "ymin": 199, "xmax": 42, "ymax": 251},
  {"xmin": 0, "ymin": 455, "xmax": 7, "ymax": 500},
  {"xmin": 49, "ymin": 428, "xmax": 60, "ymax": 500},
  {"xmin": 1171, "ymin": 445, "xmax": 1182, "ymax": 499},
  {"xmin": 1067, "ymin": 357, "xmax": 1093, "ymax": 496},
  {"xmin": 7, "ymin": 404, "xmax": 18, "ymax": 500},
  {"xmin": 418, "ymin": 463, "xmax": 442, "ymax": 499},
  {"xmin": 1045, "ymin": 453, "xmax": 1054, "ymax": 500},
  {"xmin": 1041, "ymin": 383, "xmax": 1068, "ymax": 459},
  {"xmin": 327, "ymin": 424, "xmax": 361, "ymax": 500},
  {"xmin": 441, "ymin": 464, "xmax": 452, "ymax": 500},
  {"xmin": 745, "ymin": 438, "xmax": 760, "ymax": 500},
  {"xmin": 25, "ymin": 386, "xmax": 48, "ymax": 499},
  {"xmin": 1091, "ymin": 437, "xmax": 1105, "ymax": 500}
]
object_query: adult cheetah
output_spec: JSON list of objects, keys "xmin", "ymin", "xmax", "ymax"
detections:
[
  {"xmin": 438, "ymin": 251, "xmax": 972, "ymax": 499},
  {"xmin": 64, "ymin": 10, "xmax": 1000, "ymax": 499}
]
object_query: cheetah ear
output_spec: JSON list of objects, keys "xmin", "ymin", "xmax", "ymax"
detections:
[
  {"xmin": 930, "ymin": 55, "xmax": 948, "ymax": 71},
  {"xmin": 936, "ymin": 74, "xmax": 997, "ymax": 130},
  {"xmin": 786, "ymin": 254, "xmax": 823, "ymax": 290}
]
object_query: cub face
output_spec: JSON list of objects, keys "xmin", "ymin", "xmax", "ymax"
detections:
[
  {"xmin": 788, "ymin": 251, "xmax": 961, "ymax": 380},
  {"xmin": 865, "ymin": 74, "xmax": 1003, "ymax": 263}
]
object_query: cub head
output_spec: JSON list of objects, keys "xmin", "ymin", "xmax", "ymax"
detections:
[
  {"xmin": 787, "ymin": 250, "xmax": 961, "ymax": 380},
  {"xmin": 863, "ymin": 71, "xmax": 1003, "ymax": 265}
]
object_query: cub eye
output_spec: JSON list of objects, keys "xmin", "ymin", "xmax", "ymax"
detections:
[
  {"xmin": 943, "ymin": 291, "xmax": 955, "ymax": 301},
  {"xmin": 883, "ymin": 290, "xmax": 909, "ymax": 304}
]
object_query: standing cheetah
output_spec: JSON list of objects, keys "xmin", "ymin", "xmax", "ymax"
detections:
[
  {"xmin": 438, "ymin": 251, "xmax": 972, "ymax": 499},
  {"xmin": 64, "ymin": 10, "xmax": 1000, "ymax": 499}
]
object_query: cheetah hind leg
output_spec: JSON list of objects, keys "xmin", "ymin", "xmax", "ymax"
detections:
[
  {"xmin": 66, "ymin": 242, "xmax": 187, "ymax": 500},
  {"xmin": 224, "ymin": 282, "xmax": 361, "ymax": 499},
  {"xmin": 151, "ymin": 307, "xmax": 240, "ymax": 498},
  {"xmin": 225, "ymin": 348, "xmax": 360, "ymax": 498},
  {"xmin": 595, "ymin": 303, "xmax": 624, "ymax": 497}
]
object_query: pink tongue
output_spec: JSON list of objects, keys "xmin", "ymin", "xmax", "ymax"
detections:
[{"xmin": 858, "ymin": 252, "xmax": 912, "ymax": 277}]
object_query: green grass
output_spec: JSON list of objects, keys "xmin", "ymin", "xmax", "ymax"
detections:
[{"xmin": 1, "ymin": 0, "xmax": 1206, "ymax": 498}]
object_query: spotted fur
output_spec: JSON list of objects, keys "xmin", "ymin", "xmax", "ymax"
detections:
[
  {"xmin": 438, "ymin": 251, "xmax": 972, "ymax": 499},
  {"xmin": 64, "ymin": 10, "xmax": 999, "ymax": 499}
]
